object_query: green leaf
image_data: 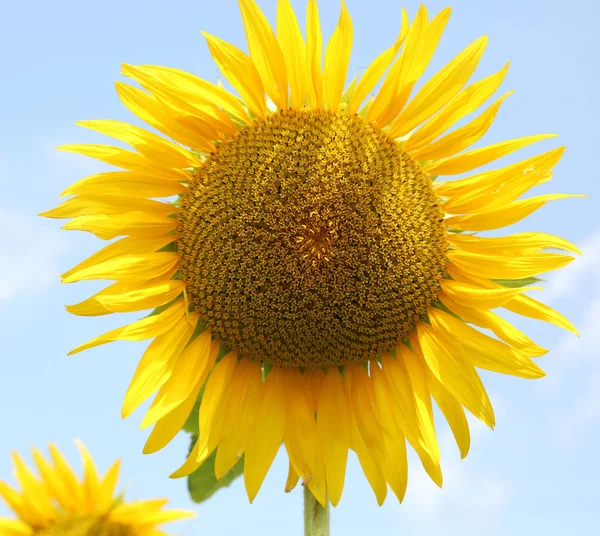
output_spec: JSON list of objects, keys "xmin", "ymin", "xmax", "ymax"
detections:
[
  {"xmin": 493, "ymin": 277, "xmax": 544, "ymax": 288},
  {"xmin": 187, "ymin": 435, "xmax": 244, "ymax": 503}
]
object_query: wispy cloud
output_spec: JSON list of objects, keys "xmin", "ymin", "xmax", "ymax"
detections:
[{"xmin": 0, "ymin": 210, "xmax": 67, "ymax": 302}]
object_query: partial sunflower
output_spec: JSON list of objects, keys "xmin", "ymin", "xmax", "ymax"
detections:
[
  {"xmin": 0, "ymin": 441, "xmax": 194, "ymax": 536},
  {"xmin": 43, "ymin": 0, "xmax": 582, "ymax": 506}
]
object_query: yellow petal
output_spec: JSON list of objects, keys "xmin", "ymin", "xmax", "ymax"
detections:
[
  {"xmin": 417, "ymin": 322, "xmax": 495, "ymax": 428},
  {"xmin": 505, "ymin": 294, "xmax": 578, "ymax": 335},
  {"xmin": 284, "ymin": 460, "xmax": 299, "ymax": 492},
  {"xmin": 170, "ymin": 352, "xmax": 239, "ymax": 478},
  {"xmin": 445, "ymin": 194, "xmax": 585, "ymax": 231},
  {"xmin": 62, "ymin": 253, "xmax": 179, "ymax": 284},
  {"xmin": 404, "ymin": 61, "xmax": 510, "ymax": 152},
  {"xmin": 411, "ymin": 91, "xmax": 513, "ymax": 161},
  {"xmin": 448, "ymin": 231, "xmax": 581, "ymax": 256},
  {"xmin": 396, "ymin": 347, "xmax": 440, "ymax": 463},
  {"xmin": 0, "ymin": 519, "xmax": 33, "ymax": 536},
  {"xmin": 60, "ymin": 171, "xmax": 187, "ymax": 199},
  {"xmin": 68, "ymin": 300, "xmax": 186, "ymax": 355},
  {"xmin": 416, "ymin": 338, "xmax": 470, "ymax": 458},
  {"xmin": 48, "ymin": 444, "xmax": 85, "ymax": 511},
  {"xmin": 389, "ymin": 34, "xmax": 487, "ymax": 139},
  {"xmin": 97, "ymin": 459, "xmax": 121, "ymax": 513},
  {"xmin": 306, "ymin": 0, "xmax": 323, "ymax": 109},
  {"xmin": 61, "ymin": 235, "xmax": 174, "ymax": 281},
  {"xmin": 215, "ymin": 359, "xmax": 263, "ymax": 479},
  {"xmin": 120, "ymin": 64, "xmax": 237, "ymax": 137},
  {"xmin": 62, "ymin": 211, "xmax": 177, "ymax": 240},
  {"xmin": 368, "ymin": 5, "xmax": 429, "ymax": 126},
  {"xmin": 380, "ymin": 353, "xmax": 439, "ymax": 465},
  {"xmin": 31, "ymin": 449, "xmax": 72, "ymax": 510},
  {"xmin": 429, "ymin": 308, "xmax": 545, "ymax": 378},
  {"xmin": 282, "ymin": 369, "xmax": 323, "ymax": 496},
  {"xmin": 129, "ymin": 64, "xmax": 250, "ymax": 124},
  {"xmin": 115, "ymin": 82, "xmax": 216, "ymax": 152},
  {"xmin": 445, "ymin": 263, "xmax": 579, "ymax": 336},
  {"xmin": 41, "ymin": 195, "xmax": 176, "ymax": 219},
  {"xmin": 424, "ymin": 133, "xmax": 557, "ymax": 175},
  {"xmin": 244, "ymin": 367, "xmax": 287, "ymax": 502},
  {"xmin": 344, "ymin": 365, "xmax": 388, "ymax": 506},
  {"xmin": 447, "ymin": 249, "xmax": 575, "ymax": 280},
  {"xmin": 317, "ymin": 367, "xmax": 350, "ymax": 506},
  {"xmin": 440, "ymin": 146, "xmax": 566, "ymax": 213},
  {"xmin": 57, "ymin": 144, "xmax": 157, "ymax": 173},
  {"xmin": 141, "ymin": 331, "xmax": 216, "ymax": 428},
  {"xmin": 202, "ymin": 31, "xmax": 267, "ymax": 118},
  {"xmin": 348, "ymin": 10, "xmax": 408, "ymax": 115},
  {"xmin": 143, "ymin": 380, "xmax": 203, "ymax": 454},
  {"xmin": 440, "ymin": 279, "xmax": 541, "ymax": 309},
  {"xmin": 121, "ymin": 312, "xmax": 197, "ymax": 418},
  {"xmin": 11, "ymin": 453, "xmax": 56, "ymax": 520},
  {"xmin": 74, "ymin": 441, "xmax": 99, "ymax": 512},
  {"xmin": 277, "ymin": 0, "xmax": 308, "ymax": 109},
  {"xmin": 370, "ymin": 363, "xmax": 409, "ymax": 501},
  {"xmin": 75, "ymin": 120, "xmax": 200, "ymax": 169},
  {"xmin": 95, "ymin": 279, "xmax": 184, "ymax": 313},
  {"xmin": 239, "ymin": 0, "xmax": 288, "ymax": 109},
  {"xmin": 322, "ymin": 1, "xmax": 353, "ymax": 110},
  {"xmin": 439, "ymin": 292, "xmax": 547, "ymax": 357}
]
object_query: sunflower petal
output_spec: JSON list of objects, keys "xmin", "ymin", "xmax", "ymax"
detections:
[
  {"xmin": 445, "ymin": 194, "xmax": 585, "ymax": 231},
  {"xmin": 389, "ymin": 34, "xmax": 487, "ymax": 138},
  {"xmin": 323, "ymin": 1, "xmax": 353, "ymax": 110},
  {"xmin": 348, "ymin": 9, "xmax": 408, "ymax": 115},
  {"xmin": 440, "ymin": 279, "xmax": 541, "ymax": 309},
  {"xmin": 417, "ymin": 322, "xmax": 495, "ymax": 428},
  {"xmin": 306, "ymin": 0, "xmax": 323, "ymax": 108},
  {"xmin": 202, "ymin": 31, "xmax": 267, "ymax": 118},
  {"xmin": 429, "ymin": 308, "xmax": 545, "ymax": 378},
  {"xmin": 317, "ymin": 367, "xmax": 350, "ymax": 506},
  {"xmin": 424, "ymin": 133, "xmax": 557, "ymax": 175},
  {"xmin": 239, "ymin": 0, "xmax": 288, "ymax": 109},
  {"xmin": 121, "ymin": 312, "xmax": 198, "ymax": 418},
  {"xmin": 447, "ymin": 250, "xmax": 575, "ymax": 279},
  {"xmin": 404, "ymin": 61, "xmax": 510, "ymax": 152},
  {"xmin": 277, "ymin": 0, "xmax": 308, "ymax": 109},
  {"xmin": 411, "ymin": 91, "xmax": 513, "ymax": 160},
  {"xmin": 244, "ymin": 367, "xmax": 287, "ymax": 502},
  {"xmin": 75, "ymin": 120, "xmax": 200, "ymax": 169},
  {"xmin": 170, "ymin": 352, "xmax": 239, "ymax": 478},
  {"xmin": 68, "ymin": 300, "xmax": 186, "ymax": 355}
]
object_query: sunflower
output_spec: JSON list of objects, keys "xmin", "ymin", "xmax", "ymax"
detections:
[
  {"xmin": 43, "ymin": 0, "xmax": 582, "ymax": 507},
  {"xmin": 0, "ymin": 441, "xmax": 194, "ymax": 535}
]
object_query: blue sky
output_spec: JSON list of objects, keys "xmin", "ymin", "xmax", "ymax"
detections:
[{"xmin": 1, "ymin": 0, "xmax": 599, "ymax": 534}]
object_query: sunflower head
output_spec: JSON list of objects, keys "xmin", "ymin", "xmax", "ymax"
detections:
[
  {"xmin": 0, "ymin": 441, "xmax": 194, "ymax": 536},
  {"xmin": 43, "ymin": 0, "xmax": 582, "ymax": 507}
]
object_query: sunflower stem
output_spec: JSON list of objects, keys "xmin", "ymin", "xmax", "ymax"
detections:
[{"xmin": 304, "ymin": 486, "xmax": 330, "ymax": 536}]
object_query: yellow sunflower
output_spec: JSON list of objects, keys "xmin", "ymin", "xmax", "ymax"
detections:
[
  {"xmin": 43, "ymin": 0, "xmax": 582, "ymax": 507},
  {"xmin": 0, "ymin": 441, "xmax": 194, "ymax": 535}
]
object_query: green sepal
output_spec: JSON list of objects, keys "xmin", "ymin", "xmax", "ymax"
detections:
[
  {"xmin": 187, "ymin": 435, "xmax": 244, "ymax": 504},
  {"xmin": 493, "ymin": 277, "xmax": 544, "ymax": 288}
]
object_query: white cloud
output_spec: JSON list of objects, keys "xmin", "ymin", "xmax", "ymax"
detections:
[{"xmin": 0, "ymin": 210, "xmax": 68, "ymax": 302}]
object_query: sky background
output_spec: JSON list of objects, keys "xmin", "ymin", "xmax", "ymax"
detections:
[{"xmin": 1, "ymin": 0, "xmax": 599, "ymax": 534}]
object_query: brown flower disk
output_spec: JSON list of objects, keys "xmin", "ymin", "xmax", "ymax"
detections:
[{"xmin": 178, "ymin": 109, "xmax": 447, "ymax": 367}]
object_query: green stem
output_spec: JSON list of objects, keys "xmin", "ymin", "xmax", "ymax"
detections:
[{"xmin": 304, "ymin": 486, "xmax": 330, "ymax": 536}]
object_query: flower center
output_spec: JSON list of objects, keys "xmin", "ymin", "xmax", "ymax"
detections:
[
  {"xmin": 35, "ymin": 516, "xmax": 135, "ymax": 536},
  {"xmin": 178, "ymin": 109, "xmax": 447, "ymax": 368}
]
